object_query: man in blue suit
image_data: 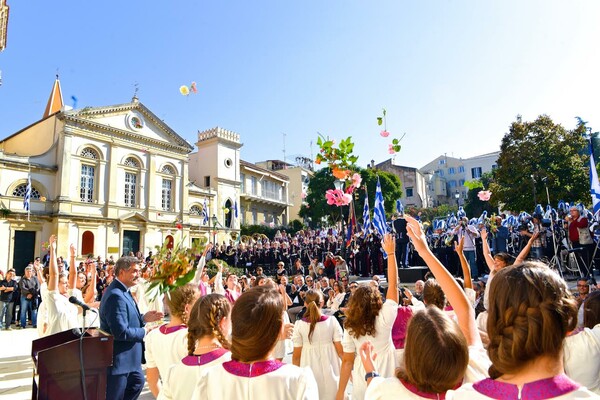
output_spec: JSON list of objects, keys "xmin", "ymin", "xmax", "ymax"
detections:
[{"xmin": 100, "ymin": 256, "xmax": 163, "ymax": 400}]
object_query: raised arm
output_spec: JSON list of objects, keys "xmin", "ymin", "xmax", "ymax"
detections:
[
  {"xmin": 84, "ymin": 263, "xmax": 96, "ymax": 304},
  {"xmin": 456, "ymin": 236, "xmax": 472, "ymax": 289},
  {"xmin": 515, "ymin": 232, "xmax": 539, "ymax": 265},
  {"xmin": 405, "ymin": 216, "xmax": 480, "ymax": 347},
  {"xmin": 47, "ymin": 235, "xmax": 58, "ymax": 292},
  {"xmin": 480, "ymin": 229, "xmax": 495, "ymax": 272},
  {"xmin": 68, "ymin": 244, "xmax": 77, "ymax": 290},
  {"xmin": 381, "ymin": 233, "xmax": 399, "ymax": 303}
]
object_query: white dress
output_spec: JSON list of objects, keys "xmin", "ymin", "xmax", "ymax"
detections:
[
  {"xmin": 43, "ymin": 289, "xmax": 80, "ymax": 336},
  {"xmin": 448, "ymin": 374, "xmax": 599, "ymax": 399},
  {"xmin": 342, "ymin": 299, "xmax": 398, "ymax": 400},
  {"xmin": 158, "ymin": 348, "xmax": 231, "ymax": 400},
  {"xmin": 194, "ymin": 359, "xmax": 319, "ymax": 399},
  {"xmin": 68, "ymin": 287, "xmax": 99, "ymax": 328},
  {"xmin": 564, "ymin": 325, "xmax": 600, "ymax": 394},
  {"xmin": 37, "ymin": 283, "xmax": 48, "ymax": 336},
  {"xmin": 144, "ymin": 324, "xmax": 188, "ymax": 378},
  {"xmin": 293, "ymin": 315, "xmax": 343, "ymax": 400}
]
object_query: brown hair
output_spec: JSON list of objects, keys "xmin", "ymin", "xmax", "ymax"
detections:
[
  {"xmin": 423, "ymin": 279, "xmax": 446, "ymax": 309},
  {"xmin": 397, "ymin": 307, "xmax": 469, "ymax": 393},
  {"xmin": 165, "ymin": 284, "xmax": 198, "ymax": 323},
  {"xmin": 344, "ymin": 286, "xmax": 382, "ymax": 338},
  {"xmin": 493, "ymin": 252, "xmax": 515, "ymax": 266},
  {"xmin": 186, "ymin": 293, "xmax": 231, "ymax": 355},
  {"xmin": 303, "ymin": 290, "xmax": 323, "ymax": 343},
  {"xmin": 583, "ymin": 290, "xmax": 600, "ymax": 329},
  {"xmin": 230, "ymin": 286, "xmax": 284, "ymax": 362},
  {"xmin": 487, "ymin": 262, "xmax": 577, "ymax": 379}
]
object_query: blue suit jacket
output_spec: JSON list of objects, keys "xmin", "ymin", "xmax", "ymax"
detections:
[{"xmin": 100, "ymin": 279, "xmax": 145, "ymax": 375}]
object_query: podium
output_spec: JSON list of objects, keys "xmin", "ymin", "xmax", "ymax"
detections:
[{"xmin": 31, "ymin": 328, "xmax": 113, "ymax": 400}]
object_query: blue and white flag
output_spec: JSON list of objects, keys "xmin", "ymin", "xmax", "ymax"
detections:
[
  {"xmin": 24, "ymin": 175, "xmax": 31, "ymax": 221},
  {"xmin": 234, "ymin": 200, "xmax": 238, "ymax": 219},
  {"xmin": 362, "ymin": 194, "xmax": 371, "ymax": 234},
  {"xmin": 373, "ymin": 177, "xmax": 387, "ymax": 236},
  {"xmin": 203, "ymin": 199, "xmax": 209, "ymax": 225},
  {"xmin": 589, "ymin": 140, "xmax": 600, "ymax": 217},
  {"xmin": 396, "ymin": 199, "xmax": 404, "ymax": 215}
]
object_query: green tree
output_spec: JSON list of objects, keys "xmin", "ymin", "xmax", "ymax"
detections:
[
  {"xmin": 490, "ymin": 115, "xmax": 589, "ymax": 212},
  {"xmin": 299, "ymin": 167, "xmax": 402, "ymax": 227},
  {"xmin": 464, "ymin": 172, "xmax": 495, "ymax": 218}
]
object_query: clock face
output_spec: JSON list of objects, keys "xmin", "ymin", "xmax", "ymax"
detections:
[{"xmin": 126, "ymin": 112, "xmax": 145, "ymax": 131}]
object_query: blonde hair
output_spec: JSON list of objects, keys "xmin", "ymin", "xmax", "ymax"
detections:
[
  {"xmin": 303, "ymin": 290, "xmax": 323, "ymax": 343},
  {"xmin": 186, "ymin": 293, "xmax": 231, "ymax": 355}
]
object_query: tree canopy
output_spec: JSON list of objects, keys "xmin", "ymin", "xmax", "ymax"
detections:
[
  {"xmin": 299, "ymin": 167, "xmax": 402, "ymax": 227},
  {"xmin": 489, "ymin": 115, "xmax": 589, "ymax": 213}
]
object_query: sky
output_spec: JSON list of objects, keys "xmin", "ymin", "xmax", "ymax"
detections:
[{"xmin": 1, "ymin": 1, "xmax": 599, "ymax": 170}]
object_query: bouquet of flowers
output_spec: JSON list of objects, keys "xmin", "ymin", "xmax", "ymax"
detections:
[{"xmin": 146, "ymin": 233, "xmax": 204, "ymax": 300}]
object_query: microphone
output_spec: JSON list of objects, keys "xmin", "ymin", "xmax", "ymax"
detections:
[{"xmin": 69, "ymin": 296, "xmax": 96, "ymax": 312}]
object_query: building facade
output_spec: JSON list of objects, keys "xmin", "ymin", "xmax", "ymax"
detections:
[
  {"xmin": 419, "ymin": 151, "xmax": 499, "ymax": 206},
  {"xmin": 0, "ymin": 79, "xmax": 219, "ymax": 274},
  {"xmin": 375, "ymin": 159, "xmax": 430, "ymax": 208}
]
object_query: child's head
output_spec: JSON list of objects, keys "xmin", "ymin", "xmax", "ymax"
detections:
[
  {"xmin": 166, "ymin": 284, "xmax": 199, "ymax": 325},
  {"xmin": 187, "ymin": 293, "xmax": 232, "ymax": 355},
  {"xmin": 230, "ymin": 286, "xmax": 284, "ymax": 362},
  {"xmin": 303, "ymin": 289, "xmax": 324, "ymax": 342},
  {"xmin": 344, "ymin": 285, "xmax": 383, "ymax": 339},
  {"xmin": 398, "ymin": 307, "xmax": 468, "ymax": 393},
  {"xmin": 423, "ymin": 279, "xmax": 446, "ymax": 309},
  {"xmin": 487, "ymin": 262, "xmax": 577, "ymax": 379}
]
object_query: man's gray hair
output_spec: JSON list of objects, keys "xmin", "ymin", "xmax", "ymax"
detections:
[{"xmin": 115, "ymin": 256, "xmax": 140, "ymax": 276}]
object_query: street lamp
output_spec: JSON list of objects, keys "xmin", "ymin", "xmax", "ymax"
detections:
[
  {"xmin": 333, "ymin": 179, "xmax": 346, "ymax": 256},
  {"xmin": 454, "ymin": 190, "xmax": 460, "ymax": 208},
  {"xmin": 211, "ymin": 214, "xmax": 218, "ymax": 245}
]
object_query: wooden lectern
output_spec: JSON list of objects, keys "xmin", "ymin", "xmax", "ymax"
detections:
[{"xmin": 31, "ymin": 328, "xmax": 113, "ymax": 400}]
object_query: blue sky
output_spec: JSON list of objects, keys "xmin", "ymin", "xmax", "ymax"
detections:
[{"xmin": 1, "ymin": 1, "xmax": 599, "ymax": 169}]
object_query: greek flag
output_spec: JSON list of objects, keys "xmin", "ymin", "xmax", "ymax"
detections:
[
  {"xmin": 396, "ymin": 199, "xmax": 404, "ymax": 215},
  {"xmin": 362, "ymin": 195, "xmax": 371, "ymax": 234},
  {"xmin": 203, "ymin": 199, "xmax": 209, "ymax": 225},
  {"xmin": 24, "ymin": 175, "xmax": 31, "ymax": 221},
  {"xmin": 234, "ymin": 200, "xmax": 238, "ymax": 219},
  {"xmin": 589, "ymin": 140, "xmax": 600, "ymax": 216},
  {"xmin": 373, "ymin": 177, "xmax": 388, "ymax": 236}
]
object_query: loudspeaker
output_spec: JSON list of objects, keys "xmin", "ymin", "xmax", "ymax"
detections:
[{"xmin": 398, "ymin": 267, "xmax": 430, "ymax": 283}]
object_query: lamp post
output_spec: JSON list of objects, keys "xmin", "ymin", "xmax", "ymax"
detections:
[
  {"xmin": 333, "ymin": 179, "xmax": 345, "ymax": 233},
  {"xmin": 211, "ymin": 214, "xmax": 218, "ymax": 245},
  {"xmin": 454, "ymin": 190, "xmax": 460, "ymax": 208}
]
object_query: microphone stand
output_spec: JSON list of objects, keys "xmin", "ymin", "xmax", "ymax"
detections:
[
  {"xmin": 543, "ymin": 179, "xmax": 565, "ymax": 280},
  {"xmin": 79, "ymin": 306, "xmax": 89, "ymax": 400}
]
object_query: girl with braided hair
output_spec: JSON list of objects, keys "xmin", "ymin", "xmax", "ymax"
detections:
[
  {"xmin": 451, "ymin": 262, "xmax": 598, "ymax": 399},
  {"xmin": 145, "ymin": 283, "xmax": 199, "ymax": 398},
  {"xmin": 158, "ymin": 293, "xmax": 231, "ymax": 400},
  {"xmin": 360, "ymin": 215, "xmax": 490, "ymax": 399},
  {"xmin": 292, "ymin": 289, "xmax": 343, "ymax": 400},
  {"xmin": 194, "ymin": 286, "xmax": 318, "ymax": 399}
]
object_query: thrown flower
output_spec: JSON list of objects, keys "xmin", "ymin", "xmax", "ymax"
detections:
[
  {"xmin": 351, "ymin": 173, "xmax": 362, "ymax": 188},
  {"xmin": 380, "ymin": 130, "xmax": 390, "ymax": 137},
  {"xmin": 325, "ymin": 189, "xmax": 352, "ymax": 207},
  {"xmin": 332, "ymin": 167, "xmax": 351, "ymax": 180},
  {"xmin": 388, "ymin": 144, "xmax": 396, "ymax": 154},
  {"xmin": 179, "ymin": 85, "xmax": 190, "ymax": 96},
  {"xmin": 176, "ymin": 223, "xmax": 183, "ymax": 230},
  {"xmin": 478, "ymin": 190, "xmax": 492, "ymax": 201}
]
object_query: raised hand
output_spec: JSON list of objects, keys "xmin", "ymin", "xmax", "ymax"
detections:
[
  {"xmin": 70, "ymin": 243, "xmax": 76, "ymax": 257},
  {"xmin": 381, "ymin": 233, "xmax": 396, "ymax": 255},
  {"xmin": 405, "ymin": 216, "xmax": 428, "ymax": 253}
]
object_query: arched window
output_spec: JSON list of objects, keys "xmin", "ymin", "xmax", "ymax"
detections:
[
  {"xmin": 225, "ymin": 199, "xmax": 233, "ymax": 228},
  {"xmin": 124, "ymin": 157, "xmax": 140, "ymax": 168},
  {"xmin": 161, "ymin": 165, "xmax": 175, "ymax": 175},
  {"xmin": 82, "ymin": 231, "xmax": 94, "ymax": 256},
  {"xmin": 12, "ymin": 184, "xmax": 41, "ymax": 199},
  {"xmin": 80, "ymin": 147, "xmax": 99, "ymax": 159},
  {"xmin": 190, "ymin": 204, "xmax": 203, "ymax": 216},
  {"xmin": 123, "ymin": 157, "xmax": 140, "ymax": 208},
  {"xmin": 80, "ymin": 147, "xmax": 100, "ymax": 202}
]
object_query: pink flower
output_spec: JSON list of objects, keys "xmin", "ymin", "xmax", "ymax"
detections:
[
  {"xmin": 478, "ymin": 190, "xmax": 492, "ymax": 201},
  {"xmin": 351, "ymin": 173, "xmax": 362, "ymax": 188},
  {"xmin": 380, "ymin": 130, "xmax": 390, "ymax": 137},
  {"xmin": 325, "ymin": 189, "xmax": 352, "ymax": 207},
  {"xmin": 388, "ymin": 144, "xmax": 396, "ymax": 154},
  {"xmin": 301, "ymin": 192, "xmax": 307, "ymax": 199}
]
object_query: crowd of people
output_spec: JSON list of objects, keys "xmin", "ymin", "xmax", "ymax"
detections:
[{"xmin": 0, "ymin": 204, "xmax": 599, "ymax": 399}]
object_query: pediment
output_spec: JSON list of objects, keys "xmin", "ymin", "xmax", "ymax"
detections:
[
  {"xmin": 119, "ymin": 211, "xmax": 150, "ymax": 223},
  {"xmin": 62, "ymin": 101, "xmax": 194, "ymax": 153}
]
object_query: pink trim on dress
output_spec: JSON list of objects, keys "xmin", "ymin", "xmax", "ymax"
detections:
[
  {"xmin": 473, "ymin": 374, "xmax": 580, "ymax": 400},
  {"xmin": 159, "ymin": 324, "xmax": 187, "ymax": 335},
  {"xmin": 222, "ymin": 359, "xmax": 285, "ymax": 377},
  {"xmin": 181, "ymin": 348, "xmax": 229, "ymax": 366},
  {"xmin": 301, "ymin": 315, "xmax": 328, "ymax": 323}
]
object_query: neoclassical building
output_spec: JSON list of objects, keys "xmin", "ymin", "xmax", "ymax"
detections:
[{"xmin": 0, "ymin": 78, "xmax": 221, "ymax": 274}]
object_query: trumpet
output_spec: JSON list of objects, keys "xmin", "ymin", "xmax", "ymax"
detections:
[{"xmin": 444, "ymin": 233, "xmax": 455, "ymax": 246}]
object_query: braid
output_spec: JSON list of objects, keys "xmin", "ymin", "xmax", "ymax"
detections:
[
  {"xmin": 209, "ymin": 299, "xmax": 231, "ymax": 349},
  {"xmin": 187, "ymin": 328, "xmax": 199, "ymax": 356}
]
